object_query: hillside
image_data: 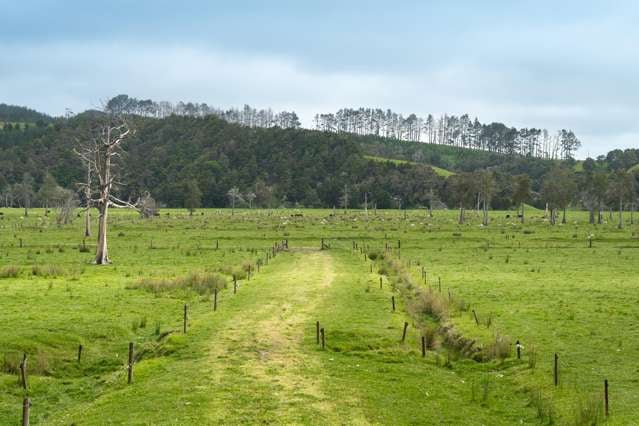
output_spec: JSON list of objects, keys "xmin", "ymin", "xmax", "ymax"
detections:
[
  {"xmin": 0, "ymin": 109, "xmax": 637, "ymax": 211},
  {"xmin": 0, "ymin": 103, "xmax": 53, "ymax": 126}
]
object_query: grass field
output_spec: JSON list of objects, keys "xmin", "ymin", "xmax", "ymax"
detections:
[
  {"xmin": 1, "ymin": 207, "xmax": 637, "ymax": 424},
  {"xmin": 364, "ymin": 155, "xmax": 455, "ymax": 176}
]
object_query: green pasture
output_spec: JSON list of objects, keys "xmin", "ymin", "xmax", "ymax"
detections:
[{"xmin": 0, "ymin": 207, "xmax": 637, "ymax": 424}]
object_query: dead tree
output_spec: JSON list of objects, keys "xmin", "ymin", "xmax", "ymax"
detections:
[{"xmin": 75, "ymin": 114, "xmax": 137, "ymax": 264}]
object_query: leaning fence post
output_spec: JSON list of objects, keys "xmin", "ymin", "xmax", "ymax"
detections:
[
  {"xmin": 391, "ymin": 296, "xmax": 396, "ymax": 312},
  {"xmin": 472, "ymin": 310, "xmax": 479, "ymax": 325},
  {"xmin": 127, "ymin": 342, "xmax": 134, "ymax": 384},
  {"xmin": 77, "ymin": 344, "xmax": 83, "ymax": 363},
  {"xmin": 401, "ymin": 322, "xmax": 409, "ymax": 342}
]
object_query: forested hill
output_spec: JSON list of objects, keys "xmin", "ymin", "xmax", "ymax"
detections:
[
  {"xmin": 1, "ymin": 110, "xmax": 638, "ymax": 210},
  {"xmin": 0, "ymin": 103, "xmax": 53, "ymax": 126},
  {"xmin": 0, "ymin": 114, "xmax": 444, "ymax": 208}
]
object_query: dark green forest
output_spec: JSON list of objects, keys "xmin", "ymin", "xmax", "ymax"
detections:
[{"xmin": 1, "ymin": 103, "xmax": 638, "ymax": 216}]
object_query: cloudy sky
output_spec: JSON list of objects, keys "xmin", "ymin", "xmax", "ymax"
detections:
[{"xmin": 2, "ymin": 0, "xmax": 638, "ymax": 157}]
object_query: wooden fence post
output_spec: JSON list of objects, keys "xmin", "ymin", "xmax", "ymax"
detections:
[
  {"xmin": 183, "ymin": 304, "xmax": 188, "ymax": 333},
  {"xmin": 553, "ymin": 353, "xmax": 558, "ymax": 386},
  {"xmin": 19, "ymin": 354, "xmax": 27, "ymax": 390},
  {"xmin": 233, "ymin": 275, "xmax": 237, "ymax": 294},
  {"xmin": 379, "ymin": 276, "xmax": 382, "ymax": 289},
  {"xmin": 78, "ymin": 344, "xmax": 83, "ymax": 363},
  {"xmin": 316, "ymin": 321, "xmax": 320, "ymax": 344},
  {"xmin": 401, "ymin": 322, "xmax": 409, "ymax": 342},
  {"xmin": 320, "ymin": 328, "xmax": 325, "ymax": 350},
  {"xmin": 391, "ymin": 296, "xmax": 396, "ymax": 312},
  {"xmin": 421, "ymin": 336, "xmax": 426, "ymax": 357},
  {"xmin": 22, "ymin": 397, "xmax": 30, "ymax": 426},
  {"xmin": 472, "ymin": 310, "xmax": 479, "ymax": 325},
  {"xmin": 214, "ymin": 289, "xmax": 218, "ymax": 311},
  {"xmin": 127, "ymin": 342, "xmax": 134, "ymax": 384},
  {"xmin": 604, "ymin": 379, "xmax": 609, "ymax": 417}
]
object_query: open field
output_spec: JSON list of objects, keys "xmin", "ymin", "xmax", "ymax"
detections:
[{"xmin": 1, "ymin": 207, "xmax": 638, "ymax": 424}]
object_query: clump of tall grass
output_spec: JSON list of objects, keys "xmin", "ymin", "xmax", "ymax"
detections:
[
  {"xmin": 485, "ymin": 334, "xmax": 511, "ymax": 361},
  {"xmin": 0, "ymin": 265, "xmax": 20, "ymax": 278},
  {"xmin": 130, "ymin": 272, "xmax": 227, "ymax": 295},
  {"xmin": 574, "ymin": 392, "xmax": 602, "ymax": 425},
  {"xmin": 527, "ymin": 388, "xmax": 556, "ymax": 424},
  {"xmin": 406, "ymin": 288, "xmax": 447, "ymax": 321},
  {"xmin": 31, "ymin": 264, "xmax": 67, "ymax": 277}
]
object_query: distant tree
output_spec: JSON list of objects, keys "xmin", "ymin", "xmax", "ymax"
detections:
[
  {"xmin": 227, "ymin": 187, "xmax": 243, "ymax": 215},
  {"xmin": 184, "ymin": 180, "xmax": 202, "ymax": 216},
  {"xmin": 512, "ymin": 174, "xmax": 531, "ymax": 223},
  {"xmin": 542, "ymin": 167, "xmax": 576, "ymax": 225},
  {"xmin": 478, "ymin": 170, "xmax": 495, "ymax": 225},
  {"xmin": 608, "ymin": 170, "xmax": 634, "ymax": 229},
  {"xmin": 448, "ymin": 173, "xmax": 476, "ymax": 224},
  {"xmin": 56, "ymin": 188, "xmax": 79, "ymax": 225},
  {"xmin": 245, "ymin": 192, "xmax": 256, "ymax": 209},
  {"xmin": 138, "ymin": 192, "xmax": 159, "ymax": 218},
  {"xmin": 38, "ymin": 172, "xmax": 60, "ymax": 214},
  {"xmin": 13, "ymin": 173, "xmax": 36, "ymax": 217}
]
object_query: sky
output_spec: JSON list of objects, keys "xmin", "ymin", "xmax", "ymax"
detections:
[{"xmin": 1, "ymin": 0, "xmax": 638, "ymax": 158}]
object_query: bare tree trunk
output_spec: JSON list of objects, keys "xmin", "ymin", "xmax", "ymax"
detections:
[
  {"xmin": 428, "ymin": 188, "xmax": 433, "ymax": 217},
  {"xmin": 482, "ymin": 199, "xmax": 488, "ymax": 226},
  {"xmin": 95, "ymin": 202, "xmax": 109, "ymax": 264},
  {"xmin": 562, "ymin": 208, "xmax": 567, "ymax": 224},
  {"xmin": 458, "ymin": 204, "xmax": 464, "ymax": 224},
  {"xmin": 598, "ymin": 203, "xmax": 603, "ymax": 224},
  {"xmin": 520, "ymin": 202, "xmax": 525, "ymax": 224},
  {"xmin": 588, "ymin": 207, "xmax": 595, "ymax": 225},
  {"xmin": 84, "ymin": 209, "xmax": 91, "ymax": 237},
  {"xmin": 618, "ymin": 199, "xmax": 623, "ymax": 229}
]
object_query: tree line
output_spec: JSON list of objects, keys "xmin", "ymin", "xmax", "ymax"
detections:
[
  {"xmin": 104, "ymin": 94, "xmax": 301, "ymax": 129},
  {"xmin": 315, "ymin": 108, "xmax": 581, "ymax": 159},
  {"xmin": 0, "ymin": 107, "xmax": 637, "ymax": 225}
]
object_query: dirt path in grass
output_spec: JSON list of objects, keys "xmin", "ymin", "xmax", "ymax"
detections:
[{"xmin": 204, "ymin": 250, "xmax": 368, "ymax": 424}]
